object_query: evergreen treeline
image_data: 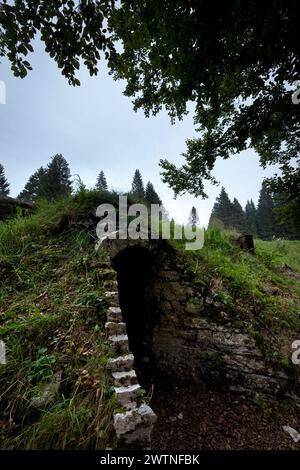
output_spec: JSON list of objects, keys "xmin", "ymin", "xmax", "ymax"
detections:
[
  {"xmin": 1, "ymin": 158, "xmax": 164, "ymax": 210},
  {"xmin": 209, "ymin": 184, "xmax": 300, "ymax": 240},
  {"xmin": 0, "ymin": 163, "xmax": 10, "ymax": 196},
  {"xmin": 5, "ymin": 153, "xmax": 297, "ymax": 240}
]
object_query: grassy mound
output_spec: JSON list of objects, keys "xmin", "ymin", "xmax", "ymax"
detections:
[
  {"xmin": 0, "ymin": 194, "xmax": 121, "ymax": 449},
  {"xmin": 174, "ymin": 227, "xmax": 300, "ymax": 378},
  {"xmin": 0, "ymin": 191, "xmax": 299, "ymax": 448}
]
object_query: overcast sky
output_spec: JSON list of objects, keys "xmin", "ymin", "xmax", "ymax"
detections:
[{"xmin": 0, "ymin": 39, "xmax": 277, "ymax": 225}]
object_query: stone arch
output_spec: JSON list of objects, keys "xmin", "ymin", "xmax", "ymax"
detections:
[
  {"xmin": 99, "ymin": 234, "xmax": 290, "ymax": 398},
  {"xmin": 112, "ymin": 245, "xmax": 155, "ymax": 367},
  {"xmin": 99, "ymin": 235, "xmax": 176, "ymax": 375}
]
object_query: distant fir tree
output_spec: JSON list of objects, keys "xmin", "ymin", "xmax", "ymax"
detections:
[
  {"xmin": 208, "ymin": 187, "xmax": 233, "ymax": 229},
  {"xmin": 245, "ymin": 200, "xmax": 257, "ymax": 236},
  {"xmin": 273, "ymin": 192, "xmax": 300, "ymax": 240},
  {"xmin": 188, "ymin": 206, "xmax": 199, "ymax": 229},
  {"xmin": 18, "ymin": 155, "xmax": 72, "ymax": 203},
  {"xmin": 41, "ymin": 154, "xmax": 72, "ymax": 201},
  {"xmin": 95, "ymin": 170, "xmax": 108, "ymax": 191},
  {"xmin": 0, "ymin": 163, "xmax": 10, "ymax": 196},
  {"xmin": 18, "ymin": 167, "xmax": 47, "ymax": 202},
  {"xmin": 131, "ymin": 169, "xmax": 145, "ymax": 200},
  {"xmin": 145, "ymin": 181, "xmax": 162, "ymax": 205},
  {"xmin": 256, "ymin": 183, "xmax": 277, "ymax": 240},
  {"xmin": 230, "ymin": 198, "xmax": 247, "ymax": 232}
]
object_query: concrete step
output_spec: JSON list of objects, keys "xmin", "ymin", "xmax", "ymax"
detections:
[
  {"xmin": 108, "ymin": 334, "xmax": 129, "ymax": 354},
  {"xmin": 107, "ymin": 306, "xmax": 123, "ymax": 322},
  {"xmin": 114, "ymin": 383, "xmax": 142, "ymax": 410},
  {"xmin": 104, "ymin": 280, "xmax": 118, "ymax": 292},
  {"xmin": 104, "ymin": 291, "xmax": 119, "ymax": 306},
  {"xmin": 98, "ymin": 269, "xmax": 117, "ymax": 281},
  {"xmin": 114, "ymin": 404, "xmax": 157, "ymax": 439},
  {"xmin": 112, "ymin": 369, "xmax": 138, "ymax": 387},
  {"xmin": 107, "ymin": 354, "xmax": 134, "ymax": 372},
  {"xmin": 105, "ymin": 321, "xmax": 127, "ymax": 337}
]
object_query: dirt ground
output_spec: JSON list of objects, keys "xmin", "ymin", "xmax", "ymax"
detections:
[{"xmin": 148, "ymin": 378, "xmax": 300, "ymax": 450}]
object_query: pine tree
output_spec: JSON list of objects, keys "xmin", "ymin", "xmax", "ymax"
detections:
[
  {"xmin": 208, "ymin": 187, "xmax": 233, "ymax": 229},
  {"xmin": 256, "ymin": 183, "xmax": 277, "ymax": 240},
  {"xmin": 188, "ymin": 206, "xmax": 199, "ymax": 229},
  {"xmin": 131, "ymin": 169, "xmax": 145, "ymax": 200},
  {"xmin": 230, "ymin": 198, "xmax": 247, "ymax": 232},
  {"xmin": 18, "ymin": 167, "xmax": 47, "ymax": 202},
  {"xmin": 0, "ymin": 163, "xmax": 10, "ymax": 196},
  {"xmin": 245, "ymin": 200, "xmax": 258, "ymax": 236},
  {"xmin": 145, "ymin": 181, "xmax": 162, "ymax": 205},
  {"xmin": 273, "ymin": 192, "xmax": 300, "ymax": 240},
  {"xmin": 96, "ymin": 171, "xmax": 108, "ymax": 191},
  {"xmin": 18, "ymin": 155, "xmax": 72, "ymax": 203},
  {"xmin": 42, "ymin": 154, "xmax": 72, "ymax": 201}
]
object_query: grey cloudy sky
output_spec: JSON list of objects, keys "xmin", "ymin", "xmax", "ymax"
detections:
[{"xmin": 0, "ymin": 39, "xmax": 277, "ymax": 225}]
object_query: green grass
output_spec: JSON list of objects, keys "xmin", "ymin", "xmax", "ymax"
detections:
[
  {"xmin": 256, "ymin": 239, "xmax": 300, "ymax": 272},
  {"xmin": 173, "ymin": 226, "xmax": 300, "ymax": 371},
  {"xmin": 0, "ymin": 193, "xmax": 299, "ymax": 448},
  {"xmin": 0, "ymin": 194, "xmax": 119, "ymax": 449}
]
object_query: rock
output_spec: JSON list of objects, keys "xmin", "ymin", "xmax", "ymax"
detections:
[
  {"xmin": 152, "ymin": 317, "xmax": 288, "ymax": 396},
  {"xmin": 185, "ymin": 302, "xmax": 204, "ymax": 315},
  {"xmin": 30, "ymin": 371, "xmax": 62, "ymax": 408},
  {"xmin": 285, "ymin": 392, "xmax": 300, "ymax": 406},
  {"xmin": 283, "ymin": 426, "xmax": 300, "ymax": 443},
  {"xmin": 0, "ymin": 196, "xmax": 34, "ymax": 221},
  {"xmin": 107, "ymin": 307, "xmax": 123, "ymax": 322},
  {"xmin": 108, "ymin": 334, "xmax": 129, "ymax": 354},
  {"xmin": 96, "ymin": 231, "xmax": 153, "ymax": 258},
  {"xmin": 114, "ymin": 404, "xmax": 157, "ymax": 441},
  {"xmin": 104, "ymin": 291, "xmax": 119, "ymax": 306},
  {"xmin": 98, "ymin": 269, "xmax": 117, "ymax": 281},
  {"xmin": 114, "ymin": 384, "xmax": 142, "ymax": 410},
  {"xmin": 103, "ymin": 280, "xmax": 118, "ymax": 292},
  {"xmin": 107, "ymin": 354, "xmax": 135, "ymax": 372},
  {"xmin": 105, "ymin": 321, "xmax": 127, "ymax": 336},
  {"xmin": 235, "ymin": 234, "xmax": 255, "ymax": 254},
  {"xmin": 112, "ymin": 369, "xmax": 138, "ymax": 387},
  {"xmin": 159, "ymin": 270, "xmax": 180, "ymax": 281},
  {"xmin": 0, "ymin": 340, "xmax": 6, "ymax": 365}
]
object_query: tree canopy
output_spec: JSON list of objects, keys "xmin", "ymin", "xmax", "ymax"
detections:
[
  {"xmin": 245, "ymin": 200, "xmax": 258, "ymax": 237},
  {"xmin": 1, "ymin": 1, "xmax": 299, "ymax": 206},
  {"xmin": 188, "ymin": 206, "xmax": 199, "ymax": 229},
  {"xmin": 18, "ymin": 155, "xmax": 72, "ymax": 202},
  {"xmin": 0, "ymin": 163, "xmax": 10, "ymax": 196},
  {"xmin": 256, "ymin": 183, "xmax": 277, "ymax": 240},
  {"xmin": 131, "ymin": 169, "xmax": 145, "ymax": 200},
  {"xmin": 145, "ymin": 181, "xmax": 162, "ymax": 205},
  {"xmin": 18, "ymin": 166, "xmax": 47, "ymax": 203},
  {"xmin": 209, "ymin": 184, "xmax": 299, "ymax": 239},
  {"xmin": 0, "ymin": 0, "xmax": 113, "ymax": 85},
  {"xmin": 96, "ymin": 170, "xmax": 108, "ymax": 191},
  {"xmin": 209, "ymin": 187, "xmax": 233, "ymax": 229}
]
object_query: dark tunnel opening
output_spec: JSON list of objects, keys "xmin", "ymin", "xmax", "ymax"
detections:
[{"xmin": 112, "ymin": 245, "xmax": 157, "ymax": 378}]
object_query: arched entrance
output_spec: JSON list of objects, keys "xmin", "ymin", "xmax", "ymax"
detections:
[{"xmin": 112, "ymin": 245, "xmax": 156, "ymax": 371}]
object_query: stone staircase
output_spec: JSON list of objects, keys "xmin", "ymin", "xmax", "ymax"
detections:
[{"xmin": 104, "ymin": 280, "xmax": 157, "ymax": 447}]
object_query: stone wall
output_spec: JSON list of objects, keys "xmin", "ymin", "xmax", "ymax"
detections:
[
  {"xmin": 147, "ymin": 265, "xmax": 289, "ymax": 397},
  {"xmin": 99, "ymin": 235, "xmax": 293, "ymax": 400},
  {"xmin": 0, "ymin": 196, "xmax": 34, "ymax": 221}
]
